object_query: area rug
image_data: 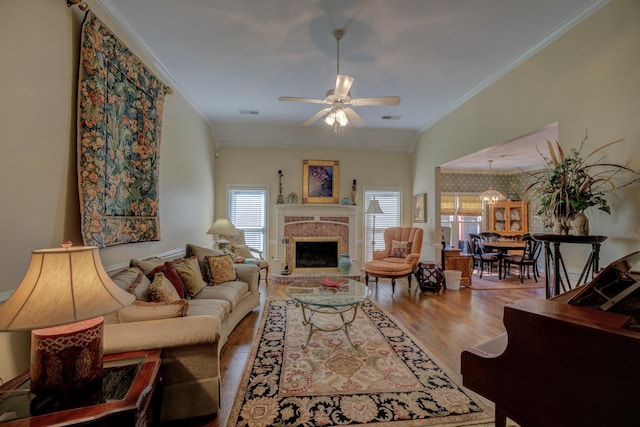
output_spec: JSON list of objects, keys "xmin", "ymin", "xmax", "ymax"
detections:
[
  {"xmin": 468, "ymin": 275, "xmax": 545, "ymax": 290},
  {"xmin": 226, "ymin": 298, "xmax": 493, "ymax": 426}
]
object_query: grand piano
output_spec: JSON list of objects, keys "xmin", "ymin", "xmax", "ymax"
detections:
[{"xmin": 461, "ymin": 251, "xmax": 640, "ymax": 427}]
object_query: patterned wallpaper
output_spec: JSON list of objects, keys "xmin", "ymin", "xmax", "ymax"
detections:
[{"xmin": 441, "ymin": 171, "xmax": 545, "ymax": 233}]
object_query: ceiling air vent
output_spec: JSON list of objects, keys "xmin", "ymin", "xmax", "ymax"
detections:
[
  {"xmin": 381, "ymin": 115, "xmax": 402, "ymax": 120},
  {"xmin": 238, "ymin": 109, "xmax": 260, "ymax": 115}
]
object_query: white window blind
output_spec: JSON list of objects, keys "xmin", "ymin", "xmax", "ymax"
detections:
[
  {"xmin": 228, "ymin": 187, "xmax": 267, "ymax": 254},
  {"xmin": 363, "ymin": 189, "xmax": 401, "ymax": 261}
]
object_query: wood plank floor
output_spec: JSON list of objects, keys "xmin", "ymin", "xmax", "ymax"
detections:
[{"xmin": 162, "ymin": 272, "xmax": 545, "ymax": 426}]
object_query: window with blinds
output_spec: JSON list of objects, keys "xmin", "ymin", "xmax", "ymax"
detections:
[
  {"xmin": 363, "ymin": 189, "xmax": 401, "ymax": 261},
  {"xmin": 441, "ymin": 192, "xmax": 482, "ymax": 247},
  {"xmin": 228, "ymin": 187, "xmax": 267, "ymax": 255}
]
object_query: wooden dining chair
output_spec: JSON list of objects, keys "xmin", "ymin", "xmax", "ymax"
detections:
[
  {"xmin": 503, "ymin": 234, "xmax": 542, "ymax": 283},
  {"xmin": 470, "ymin": 236, "xmax": 500, "ymax": 278}
]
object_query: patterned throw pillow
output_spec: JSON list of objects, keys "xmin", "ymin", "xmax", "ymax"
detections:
[
  {"xmin": 390, "ymin": 240, "xmax": 412, "ymax": 258},
  {"xmin": 148, "ymin": 272, "xmax": 182, "ymax": 302},
  {"xmin": 173, "ymin": 256, "xmax": 205, "ymax": 297},
  {"xmin": 204, "ymin": 254, "xmax": 237, "ymax": 285},
  {"xmin": 147, "ymin": 263, "xmax": 187, "ymax": 299}
]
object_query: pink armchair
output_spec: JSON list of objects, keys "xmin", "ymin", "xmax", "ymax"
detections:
[{"xmin": 364, "ymin": 227, "xmax": 423, "ymax": 295}]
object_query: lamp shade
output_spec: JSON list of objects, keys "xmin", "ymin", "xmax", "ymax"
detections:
[
  {"xmin": 207, "ymin": 217, "xmax": 239, "ymax": 236},
  {"xmin": 366, "ymin": 199, "xmax": 384, "ymax": 214},
  {"xmin": 0, "ymin": 245, "xmax": 135, "ymax": 331}
]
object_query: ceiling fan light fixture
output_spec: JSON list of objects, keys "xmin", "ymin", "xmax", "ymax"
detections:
[
  {"xmin": 335, "ymin": 108, "xmax": 349, "ymax": 126},
  {"xmin": 324, "ymin": 111, "xmax": 336, "ymax": 126}
]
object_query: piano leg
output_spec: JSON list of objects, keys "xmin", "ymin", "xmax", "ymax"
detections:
[{"xmin": 495, "ymin": 405, "xmax": 507, "ymax": 427}]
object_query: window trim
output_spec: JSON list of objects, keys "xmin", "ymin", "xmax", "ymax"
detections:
[{"xmin": 226, "ymin": 184, "xmax": 269, "ymax": 258}]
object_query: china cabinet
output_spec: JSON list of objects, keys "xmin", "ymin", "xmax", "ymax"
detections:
[{"xmin": 489, "ymin": 201, "xmax": 528, "ymax": 238}]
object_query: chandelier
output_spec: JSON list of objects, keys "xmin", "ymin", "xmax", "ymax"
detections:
[{"xmin": 479, "ymin": 160, "xmax": 505, "ymax": 205}]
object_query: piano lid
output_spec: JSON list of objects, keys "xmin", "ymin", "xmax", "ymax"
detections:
[{"xmin": 567, "ymin": 251, "xmax": 640, "ymax": 330}]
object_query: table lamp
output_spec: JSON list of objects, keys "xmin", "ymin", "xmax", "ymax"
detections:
[
  {"xmin": 207, "ymin": 218, "xmax": 239, "ymax": 249},
  {"xmin": 0, "ymin": 243, "xmax": 135, "ymax": 396}
]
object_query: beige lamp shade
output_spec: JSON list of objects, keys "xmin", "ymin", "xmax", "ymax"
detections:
[
  {"xmin": 207, "ymin": 218, "xmax": 239, "ymax": 236},
  {"xmin": 366, "ymin": 199, "xmax": 384, "ymax": 214},
  {"xmin": 0, "ymin": 245, "xmax": 135, "ymax": 331}
]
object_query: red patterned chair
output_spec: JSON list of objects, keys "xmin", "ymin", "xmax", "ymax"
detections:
[{"xmin": 364, "ymin": 227, "xmax": 423, "ymax": 295}]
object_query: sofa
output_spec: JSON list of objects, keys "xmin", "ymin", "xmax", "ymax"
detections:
[{"xmin": 102, "ymin": 244, "xmax": 261, "ymax": 422}]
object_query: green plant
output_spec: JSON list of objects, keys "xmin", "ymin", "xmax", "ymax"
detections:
[{"xmin": 524, "ymin": 135, "xmax": 639, "ymax": 227}]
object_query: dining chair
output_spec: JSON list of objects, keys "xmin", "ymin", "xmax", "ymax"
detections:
[
  {"xmin": 470, "ymin": 236, "xmax": 500, "ymax": 278},
  {"xmin": 503, "ymin": 234, "xmax": 542, "ymax": 283}
]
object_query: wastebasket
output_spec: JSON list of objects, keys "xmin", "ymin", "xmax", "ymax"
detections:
[{"xmin": 444, "ymin": 270, "xmax": 462, "ymax": 290}]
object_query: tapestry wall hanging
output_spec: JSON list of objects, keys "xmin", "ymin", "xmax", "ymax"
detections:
[{"xmin": 77, "ymin": 11, "xmax": 170, "ymax": 248}]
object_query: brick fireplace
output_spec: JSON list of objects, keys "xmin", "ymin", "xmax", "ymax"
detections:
[{"xmin": 276, "ymin": 205, "xmax": 357, "ymax": 273}]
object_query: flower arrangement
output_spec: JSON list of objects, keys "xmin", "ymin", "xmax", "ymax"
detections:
[{"xmin": 524, "ymin": 134, "xmax": 639, "ymax": 233}]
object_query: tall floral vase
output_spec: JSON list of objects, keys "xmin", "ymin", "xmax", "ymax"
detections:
[{"xmin": 338, "ymin": 254, "xmax": 352, "ymax": 275}]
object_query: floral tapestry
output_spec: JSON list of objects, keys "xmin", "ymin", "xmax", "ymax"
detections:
[{"xmin": 77, "ymin": 11, "xmax": 170, "ymax": 248}]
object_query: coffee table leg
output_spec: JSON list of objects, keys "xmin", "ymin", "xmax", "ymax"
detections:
[{"xmin": 297, "ymin": 303, "xmax": 361, "ymax": 349}]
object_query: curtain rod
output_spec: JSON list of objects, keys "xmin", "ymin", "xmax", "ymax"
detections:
[{"xmin": 67, "ymin": 0, "xmax": 88, "ymax": 12}]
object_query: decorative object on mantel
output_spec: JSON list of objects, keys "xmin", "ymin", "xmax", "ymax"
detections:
[
  {"xmin": 341, "ymin": 197, "xmax": 352, "ymax": 205},
  {"xmin": 0, "ymin": 243, "xmax": 135, "ymax": 396},
  {"xmin": 524, "ymin": 132, "xmax": 640, "ymax": 236},
  {"xmin": 302, "ymin": 160, "xmax": 339, "ymax": 204},
  {"xmin": 479, "ymin": 160, "xmax": 506, "ymax": 206},
  {"xmin": 77, "ymin": 10, "xmax": 171, "ymax": 248},
  {"xmin": 351, "ymin": 179, "xmax": 358, "ymax": 205},
  {"xmin": 276, "ymin": 170, "xmax": 285, "ymax": 204},
  {"xmin": 287, "ymin": 192, "xmax": 298, "ymax": 203}
]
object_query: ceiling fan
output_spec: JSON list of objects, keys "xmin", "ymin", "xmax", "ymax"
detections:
[{"xmin": 279, "ymin": 28, "xmax": 400, "ymax": 128}]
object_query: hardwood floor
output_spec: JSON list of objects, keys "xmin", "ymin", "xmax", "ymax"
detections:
[{"xmin": 162, "ymin": 272, "xmax": 545, "ymax": 426}]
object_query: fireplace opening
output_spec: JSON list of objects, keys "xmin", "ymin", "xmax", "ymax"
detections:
[{"xmin": 293, "ymin": 237, "xmax": 340, "ymax": 271}]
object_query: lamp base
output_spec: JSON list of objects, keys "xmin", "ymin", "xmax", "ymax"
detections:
[{"xmin": 30, "ymin": 317, "xmax": 104, "ymax": 395}]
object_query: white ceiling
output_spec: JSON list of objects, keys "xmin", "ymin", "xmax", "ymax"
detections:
[{"xmin": 97, "ymin": 0, "xmax": 605, "ymax": 162}]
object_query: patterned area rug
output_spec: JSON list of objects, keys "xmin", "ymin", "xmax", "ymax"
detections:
[
  {"xmin": 226, "ymin": 298, "xmax": 493, "ymax": 426},
  {"xmin": 468, "ymin": 274, "xmax": 545, "ymax": 290}
]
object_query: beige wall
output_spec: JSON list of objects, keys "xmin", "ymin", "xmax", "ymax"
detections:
[
  {"xmin": 0, "ymin": 1, "xmax": 216, "ymax": 379},
  {"xmin": 413, "ymin": 0, "xmax": 640, "ymax": 266},
  {"xmin": 215, "ymin": 146, "xmax": 413, "ymax": 270}
]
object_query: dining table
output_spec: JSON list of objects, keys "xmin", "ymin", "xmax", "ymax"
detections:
[{"xmin": 480, "ymin": 240, "xmax": 526, "ymax": 279}]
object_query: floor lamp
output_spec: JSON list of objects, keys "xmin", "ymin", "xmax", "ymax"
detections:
[{"xmin": 366, "ymin": 197, "xmax": 384, "ymax": 257}]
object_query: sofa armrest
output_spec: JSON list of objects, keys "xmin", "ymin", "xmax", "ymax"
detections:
[
  {"xmin": 234, "ymin": 263, "xmax": 260, "ymax": 293},
  {"xmin": 103, "ymin": 315, "xmax": 220, "ymax": 355}
]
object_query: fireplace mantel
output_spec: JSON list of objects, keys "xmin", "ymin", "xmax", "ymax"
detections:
[{"xmin": 275, "ymin": 204, "xmax": 358, "ymax": 270}]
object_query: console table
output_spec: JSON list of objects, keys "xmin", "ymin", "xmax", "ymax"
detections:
[
  {"xmin": 531, "ymin": 233, "xmax": 607, "ymax": 299},
  {"xmin": 0, "ymin": 350, "xmax": 162, "ymax": 427}
]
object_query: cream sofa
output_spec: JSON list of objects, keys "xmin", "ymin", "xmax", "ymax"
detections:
[{"xmin": 102, "ymin": 244, "xmax": 260, "ymax": 422}]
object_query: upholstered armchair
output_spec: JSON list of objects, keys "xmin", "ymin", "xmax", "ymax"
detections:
[
  {"xmin": 221, "ymin": 230, "xmax": 269, "ymax": 284},
  {"xmin": 364, "ymin": 227, "xmax": 423, "ymax": 295}
]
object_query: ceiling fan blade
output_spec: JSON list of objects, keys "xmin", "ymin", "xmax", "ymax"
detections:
[
  {"xmin": 350, "ymin": 96, "xmax": 401, "ymax": 106},
  {"xmin": 302, "ymin": 107, "xmax": 332, "ymax": 126},
  {"xmin": 334, "ymin": 74, "xmax": 354, "ymax": 98},
  {"xmin": 279, "ymin": 96, "xmax": 327, "ymax": 104},
  {"xmin": 343, "ymin": 108, "xmax": 366, "ymax": 127}
]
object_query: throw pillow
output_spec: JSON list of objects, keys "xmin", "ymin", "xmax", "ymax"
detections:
[
  {"xmin": 231, "ymin": 244, "xmax": 254, "ymax": 259},
  {"xmin": 127, "ymin": 272, "xmax": 152, "ymax": 302},
  {"xmin": 148, "ymin": 272, "xmax": 181, "ymax": 303},
  {"xmin": 130, "ymin": 257, "xmax": 164, "ymax": 275},
  {"xmin": 204, "ymin": 254, "xmax": 236, "ymax": 285},
  {"xmin": 147, "ymin": 263, "xmax": 187, "ymax": 299},
  {"xmin": 173, "ymin": 256, "xmax": 205, "ymax": 297},
  {"xmin": 186, "ymin": 244, "xmax": 226, "ymax": 282},
  {"xmin": 390, "ymin": 240, "xmax": 412, "ymax": 258},
  {"xmin": 117, "ymin": 299, "xmax": 189, "ymax": 323}
]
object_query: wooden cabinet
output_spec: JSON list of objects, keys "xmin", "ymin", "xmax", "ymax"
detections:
[
  {"xmin": 489, "ymin": 201, "xmax": 528, "ymax": 238},
  {"xmin": 443, "ymin": 249, "xmax": 473, "ymax": 286}
]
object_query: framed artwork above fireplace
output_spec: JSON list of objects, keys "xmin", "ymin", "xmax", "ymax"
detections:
[{"xmin": 302, "ymin": 160, "xmax": 339, "ymax": 204}]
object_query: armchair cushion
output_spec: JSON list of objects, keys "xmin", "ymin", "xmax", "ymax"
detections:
[
  {"xmin": 231, "ymin": 244, "xmax": 254, "ymax": 259},
  {"xmin": 390, "ymin": 240, "xmax": 412, "ymax": 258}
]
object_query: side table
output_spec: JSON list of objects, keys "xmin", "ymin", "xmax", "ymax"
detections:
[
  {"xmin": 442, "ymin": 249, "xmax": 473, "ymax": 286},
  {"xmin": 0, "ymin": 349, "xmax": 162, "ymax": 427}
]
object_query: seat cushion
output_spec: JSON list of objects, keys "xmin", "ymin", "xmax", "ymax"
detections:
[
  {"xmin": 192, "ymin": 280, "xmax": 249, "ymax": 310},
  {"xmin": 364, "ymin": 260, "xmax": 413, "ymax": 276}
]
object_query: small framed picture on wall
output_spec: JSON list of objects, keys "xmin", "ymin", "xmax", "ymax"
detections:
[{"xmin": 413, "ymin": 193, "xmax": 426, "ymax": 223}]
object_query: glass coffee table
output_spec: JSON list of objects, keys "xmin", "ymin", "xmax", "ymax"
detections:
[{"xmin": 285, "ymin": 278, "xmax": 370, "ymax": 349}]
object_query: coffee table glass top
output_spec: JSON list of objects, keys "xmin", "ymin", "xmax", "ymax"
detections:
[{"xmin": 285, "ymin": 278, "xmax": 370, "ymax": 307}]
